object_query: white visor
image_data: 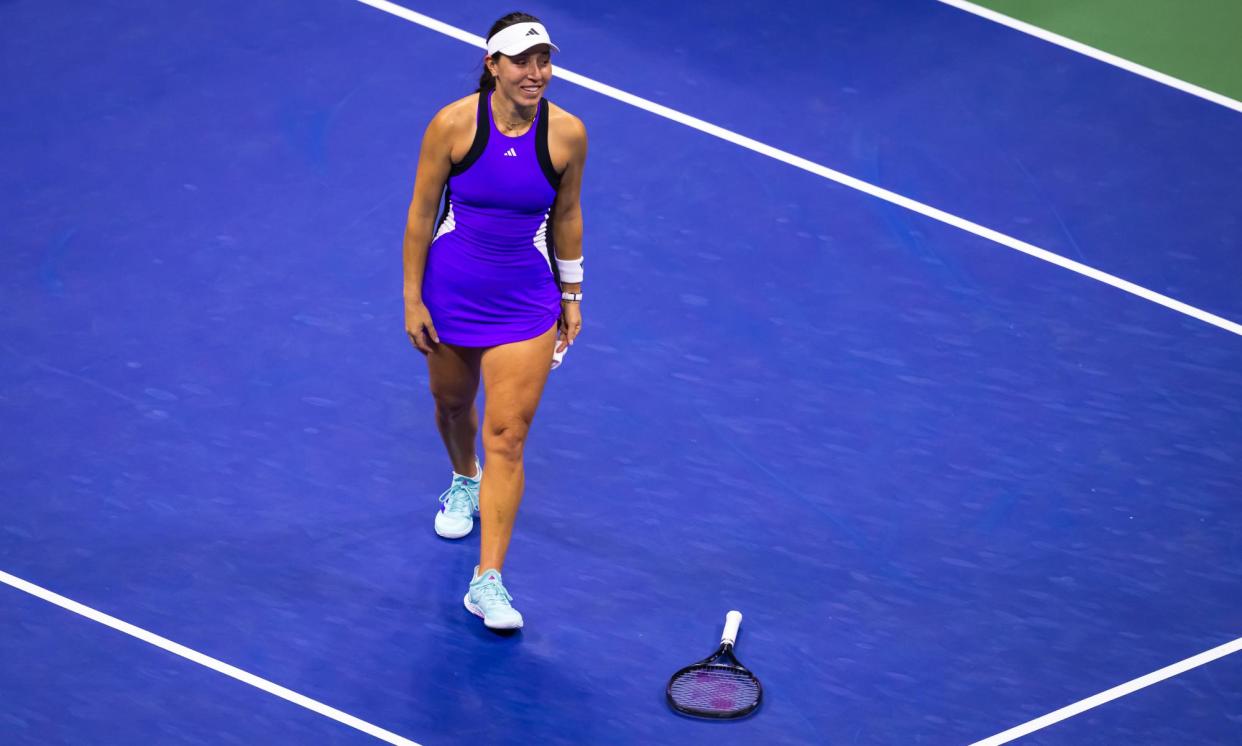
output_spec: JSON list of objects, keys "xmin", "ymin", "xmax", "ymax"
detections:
[{"xmin": 486, "ymin": 22, "xmax": 559, "ymax": 57}]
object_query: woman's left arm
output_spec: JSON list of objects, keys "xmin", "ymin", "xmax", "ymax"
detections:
[{"xmin": 551, "ymin": 114, "xmax": 588, "ymax": 353}]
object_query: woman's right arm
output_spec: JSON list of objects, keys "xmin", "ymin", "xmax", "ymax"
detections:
[{"xmin": 404, "ymin": 109, "xmax": 458, "ymax": 353}]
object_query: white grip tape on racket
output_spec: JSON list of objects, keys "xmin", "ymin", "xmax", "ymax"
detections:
[{"xmin": 721, "ymin": 610, "xmax": 743, "ymax": 646}]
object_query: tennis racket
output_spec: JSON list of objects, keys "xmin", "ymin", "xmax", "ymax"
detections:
[{"xmin": 666, "ymin": 610, "xmax": 762, "ymax": 719}]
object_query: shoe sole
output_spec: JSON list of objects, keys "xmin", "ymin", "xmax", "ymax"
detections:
[
  {"xmin": 434, "ymin": 509, "xmax": 475, "ymax": 539},
  {"xmin": 463, "ymin": 592, "xmax": 524, "ymax": 630},
  {"xmin": 434, "ymin": 521, "xmax": 473, "ymax": 539}
]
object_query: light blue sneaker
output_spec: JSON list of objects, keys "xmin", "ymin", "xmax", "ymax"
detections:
[
  {"xmin": 464, "ymin": 566, "xmax": 524, "ymax": 629},
  {"xmin": 434, "ymin": 461, "xmax": 481, "ymax": 539}
]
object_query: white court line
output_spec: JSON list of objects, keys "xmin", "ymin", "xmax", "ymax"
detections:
[
  {"xmin": 971, "ymin": 637, "xmax": 1242, "ymax": 745},
  {"xmin": 937, "ymin": 0, "xmax": 1242, "ymax": 114},
  {"xmin": 354, "ymin": 0, "xmax": 1242, "ymax": 339},
  {"xmin": 0, "ymin": 569, "xmax": 421, "ymax": 746}
]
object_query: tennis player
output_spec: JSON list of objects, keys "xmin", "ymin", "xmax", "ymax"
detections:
[{"xmin": 402, "ymin": 12, "xmax": 587, "ymax": 629}]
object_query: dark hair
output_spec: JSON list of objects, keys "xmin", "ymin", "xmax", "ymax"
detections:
[{"xmin": 477, "ymin": 11, "xmax": 543, "ymax": 92}]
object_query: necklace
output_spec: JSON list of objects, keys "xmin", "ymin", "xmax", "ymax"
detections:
[
  {"xmin": 497, "ymin": 112, "xmax": 535, "ymax": 133},
  {"xmin": 492, "ymin": 96, "xmax": 536, "ymax": 134}
]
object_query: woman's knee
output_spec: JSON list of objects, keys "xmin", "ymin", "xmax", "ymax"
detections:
[
  {"xmin": 427, "ymin": 346, "xmax": 480, "ymax": 418},
  {"xmin": 483, "ymin": 417, "xmax": 531, "ymax": 462},
  {"xmin": 429, "ymin": 375, "xmax": 476, "ymax": 418},
  {"xmin": 432, "ymin": 391, "xmax": 474, "ymax": 420}
]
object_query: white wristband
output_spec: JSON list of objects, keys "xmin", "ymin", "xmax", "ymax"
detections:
[{"xmin": 556, "ymin": 256, "xmax": 584, "ymax": 283}]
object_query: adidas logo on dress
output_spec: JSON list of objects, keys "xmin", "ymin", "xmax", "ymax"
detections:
[{"xmin": 503, "ymin": 147, "xmax": 517, "ymax": 157}]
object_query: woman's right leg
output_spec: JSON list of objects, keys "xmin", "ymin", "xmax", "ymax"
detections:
[
  {"xmin": 427, "ymin": 342, "xmax": 484, "ymax": 475},
  {"xmin": 427, "ymin": 342, "xmax": 484, "ymax": 538}
]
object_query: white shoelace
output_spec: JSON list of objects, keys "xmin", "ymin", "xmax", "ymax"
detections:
[
  {"xmin": 438, "ymin": 477, "xmax": 478, "ymax": 515},
  {"xmin": 473, "ymin": 577, "xmax": 513, "ymax": 608}
]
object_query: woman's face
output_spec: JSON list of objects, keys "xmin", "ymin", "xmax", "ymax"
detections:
[{"xmin": 488, "ymin": 44, "xmax": 553, "ymax": 107}]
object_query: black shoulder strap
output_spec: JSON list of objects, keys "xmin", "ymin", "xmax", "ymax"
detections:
[
  {"xmin": 535, "ymin": 98, "xmax": 562, "ymax": 189},
  {"xmin": 450, "ymin": 92, "xmax": 490, "ymax": 176}
]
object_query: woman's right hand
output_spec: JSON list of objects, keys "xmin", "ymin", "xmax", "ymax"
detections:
[{"xmin": 405, "ymin": 300, "xmax": 439, "ymax": 354}]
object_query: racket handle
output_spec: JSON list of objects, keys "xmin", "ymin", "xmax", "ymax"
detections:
[{"xmin": 721, "ymin": 610, "xmax": 743, "ymax": 646}]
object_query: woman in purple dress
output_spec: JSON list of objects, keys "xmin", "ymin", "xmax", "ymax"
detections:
[{"xmin": 402, "ymin": 12, "xmax": 587, "ymax": 629}]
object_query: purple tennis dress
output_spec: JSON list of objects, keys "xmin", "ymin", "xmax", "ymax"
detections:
[{"xmin": 422, "ymin": 91, "xmax": 564, "ymax": 347}]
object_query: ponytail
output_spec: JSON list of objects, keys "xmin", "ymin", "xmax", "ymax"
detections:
[{"xmin": 476, "ymin": 58, "xmax": 498, "ymax": 92}]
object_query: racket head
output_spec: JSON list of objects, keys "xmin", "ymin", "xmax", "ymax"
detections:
[{"xmin": 666, "ymin": 644, "xmax": 763, "ymax": 719}]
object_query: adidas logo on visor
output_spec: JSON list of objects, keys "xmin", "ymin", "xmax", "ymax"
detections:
[{"xmin": 485, "ymin": 22, "xmax": 559, "ymax": 56}]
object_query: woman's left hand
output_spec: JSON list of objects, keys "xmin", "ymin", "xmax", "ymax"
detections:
[{"xmin": 557, "ymin": 301, "xmax": 582, "ymax": 353}]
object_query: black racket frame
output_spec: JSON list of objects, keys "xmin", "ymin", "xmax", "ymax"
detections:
[{"xmin": 665, "ymin": 642, "xmax": 763, "ymax": 719}]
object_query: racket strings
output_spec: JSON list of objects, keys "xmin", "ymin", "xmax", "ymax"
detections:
[{"xmin": 668, "ymin": 664, "xmax": 761, "ymax": 715}]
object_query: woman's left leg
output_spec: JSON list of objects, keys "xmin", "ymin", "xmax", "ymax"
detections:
[
  {"xmin": 462, "ymin": 324, "xmax": 556, "ymax": 629},
  {"xmin": 477, "ymin": 324, "xmax": 557, "ymax": 574}
]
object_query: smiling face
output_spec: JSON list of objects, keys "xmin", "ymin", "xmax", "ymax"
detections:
[{"xmin": 486, "ymin": 44, "xmax": 553, "ymax": 107}]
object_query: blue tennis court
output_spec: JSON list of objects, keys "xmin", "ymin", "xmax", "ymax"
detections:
[{"xmin": 2, "ymin": 1, "xmax": 1240, "ymax": 744}]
